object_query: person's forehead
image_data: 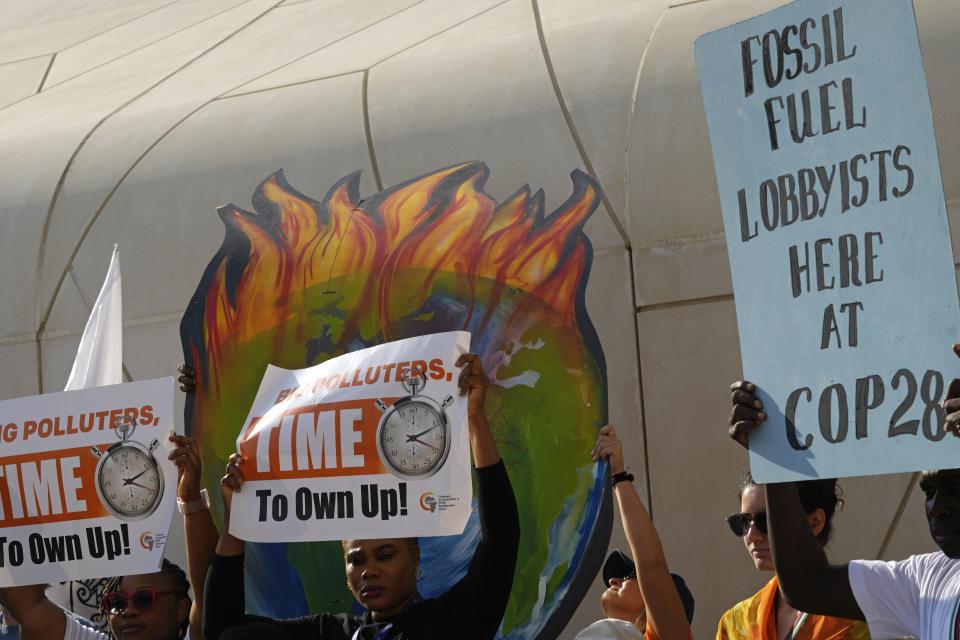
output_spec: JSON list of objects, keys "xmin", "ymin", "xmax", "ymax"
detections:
[
  {"xmin": 739, "ymin": 484, "xmax": 765, "ymax": 508},
  {"xmin": 118, "ymin": 571, "xmax": 169, "ymax": 591},
  {"xmin": 343, "ymin": 538, "xmax": 405, "ymax": 553},
  {"xmin": 921, "ymin": 468, "xmax": 960, "ymax": 486}
]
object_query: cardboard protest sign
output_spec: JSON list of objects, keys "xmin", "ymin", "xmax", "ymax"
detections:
[
  {"xmin": 0, "ymin": 378, "xmax": 176, "ymax": 586},
  {"xmin": 229, "ymin": 331, "xmax": 472, "ymax": 542},
  {"xmin": 696, "ymin": 0, "xmax": 960, "ymax": 481}
]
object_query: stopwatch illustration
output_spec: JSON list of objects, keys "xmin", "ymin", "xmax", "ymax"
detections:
[
  {"xmin": 375, "ymin": 366, "xmax": 455, "ymax": 481},
  {"xmin": 90, "ymin": 418, "xmax": 164, "ymax": 520}
]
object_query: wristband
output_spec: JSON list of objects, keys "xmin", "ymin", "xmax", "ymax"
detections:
[
  {"xmin": 177, "ymin": 488, "xmax": 210, "ymax": 514},
  {"xmin": 611, "ymin": 471, "xmax": 634, "ymax": 486}
]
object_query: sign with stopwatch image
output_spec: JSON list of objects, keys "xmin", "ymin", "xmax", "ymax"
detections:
[
  {"xmin": 231, "ymin": 331, "xmax": 473, "ymax": 542},
  {"xmin": 91, "ymin": 418, "xmax": 165, "ymax": 520},
  {"xmin": 0, "ymin": 377, "xmax": 177, "ymax": 587}
]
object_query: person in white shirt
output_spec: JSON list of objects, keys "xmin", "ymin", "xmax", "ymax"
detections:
[
  {"xmin": 727, "ymin": 343, "xmax": 960, "ymax": 640},
  {"xmin": 0, "ymin": 431, "xmax": 216, "ymax": 640}
]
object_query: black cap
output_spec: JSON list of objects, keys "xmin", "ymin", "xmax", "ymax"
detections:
[{"xmin": 602, "ymin": 550, "xmax": 695, "ymax": 624}]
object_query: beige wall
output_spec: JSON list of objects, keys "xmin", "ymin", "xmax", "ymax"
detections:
[{"xmin": 0, "ymin": 0, "xmax": 957, "ymax": 637}]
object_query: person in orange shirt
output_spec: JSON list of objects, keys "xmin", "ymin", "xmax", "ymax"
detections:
[
  {"xmin": 576, "ymin": 426, "xmax": 694, "ymax": 640},
  {"xmin": 717, "ymin": 385, "xmax": 870, "ymax": 640}
]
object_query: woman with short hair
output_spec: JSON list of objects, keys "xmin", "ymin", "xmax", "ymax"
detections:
[{"xmin": 202, "ymin": 354, "xmax": 520, "ymax": 640}]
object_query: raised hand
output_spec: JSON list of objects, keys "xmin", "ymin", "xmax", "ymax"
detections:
[
  {"xmin": 220, "ymin": 452, "xmax": 245, "ymax": 511},
  {"xmin": 456, "ymin": 353, "xmax": 488, "ymax": 418},
  {"xmin": 729, "ymin": 380, "xmax": 767, "ymax": 448},
  {"xmin": 591, "ymin": 425, "xmax": 626, "ymax": 475},
  {"xmin": 942, "ymin": 344, "xmax": 960, "ymax": 438},
  {"xmin": 178, "ymin": 363, "xmax": 196, "ymax": 393},
  {"xmin": 168, "ymin": 433, "xmax": 203, "ymax": 502}
]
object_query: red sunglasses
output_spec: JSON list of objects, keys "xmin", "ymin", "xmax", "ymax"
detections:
[{"xmin": 101, "ymin": 587, "xmax": 183, "ymax": 615}]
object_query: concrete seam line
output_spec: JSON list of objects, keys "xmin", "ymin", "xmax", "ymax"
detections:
[
  {"xmin": 56, "ymin": 0, "xmax": 185, "ymax": 58},
  {"xmin": 629, "ymin": 247, "xmax": 655, "ymax": 517},
  {"xmin": 637, "ymin": 292, "xmax": 733, "ymax": 313},
  {"xmin": 876, "ymin": 471, "xmax": 920, "ymax": 559},
  {"xmin": 35, "ymin": 0, "xmax": 283, "ymax": 342},
  {"xmin": 226, "ymin": 0, "xmax": 428, "ymax": 97},
  {"xmin": 39, "ymin": 0, "xmax": 422, "ymax": 341},
  {"xmin": 44, "ymin": 0, "xmax": 257, "ymax": 91},
  {"xmin": 215, "ymin": 69, "xmax": 362, "ymax": 101},
  {"xmin": 0, "ymin": 52, "xmax": 55, "ymax": 68},
  {"xmin": 362, "ymin": 68, "xmax": 384, "ymax": 192},
  {"xmin": 367, "ymin": 0, "xmax": 512, "ymax": 72},
  {"xmin": 531, "ymin": 0, "xmax": 631, "ymax": 249},
  {"xmin": 623, "ymin": 3, "xmax": 670, "ymax": 238},
  {"xmin": 35, "ymin": 340, "xmax": 44, "ymax": 394},
  {"xmin": 35, "ymin": 53, "xmax": 56, "ymax": 93}
]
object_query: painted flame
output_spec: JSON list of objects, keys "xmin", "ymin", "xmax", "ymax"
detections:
[{"xmin": 188, "ymin": 162, "xmax": 599, "ymax": 400}]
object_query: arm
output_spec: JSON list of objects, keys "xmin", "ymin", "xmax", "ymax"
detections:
[
  {"xmin": 765, "ymin": 482, "xmax": 862, "ymax": 619},
  {"xmin": 593, "ymin": 426, "xmax": 690, "ymax": 640},
  {"xmin": 0, "ymin": 585, "xmax": 67, "ymax": 639},
  {"xmin": 441, "ymin": 355, "xmax": 520, "ymax": 634},
  {"xmin": 203, "ymin": 453, "xmax": 248, "ymax": 640},
  {"xmin": 169, "ymin": 432, "xmax": 219, "ymax": 640},
  {"xmin": 456, "ymin": 353, "xmax": 499, "ymax": 468},
  {"xmin": 728, "ymin": 380, "xmax": 863, "ymax": 619}
]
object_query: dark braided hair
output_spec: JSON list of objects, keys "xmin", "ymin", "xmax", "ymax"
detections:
[
  {"xmin": 101, "ymin": 559, "xmax": 191, "ymax": 639},
  {"xmin": 738, "ymin": 473, "xmax": 844, "ymax": 546}
]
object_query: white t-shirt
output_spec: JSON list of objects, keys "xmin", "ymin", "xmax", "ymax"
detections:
[
  {"xmin": 63, "ymin": 616, "xmax": 106, "ymax": 640},
  {"xmin": 574, "ymin": 619, "xmax": 645, "ymax": 640},
  {"xmin": 63, "ymin": 616, "xmax": 191, "ymax": 640},
  {"xmin": 849, "ymin": 551, "xmax": 960, "ymax": 639}
]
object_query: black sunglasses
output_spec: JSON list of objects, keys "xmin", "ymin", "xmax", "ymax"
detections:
[
  {"xmin": 605, "ymin": 569, "xmax": 637, "ymax": 587},
  {"xmin": 726, "ymin": 511, "xmax": 768, "ymax": 537}
]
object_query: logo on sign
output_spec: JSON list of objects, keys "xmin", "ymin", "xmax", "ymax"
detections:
[
  {"xmin": 140, "ymin": 532, "xmax": 155, "ymax": 550},
  {"xmin": 419, "ymin": 493, "xmax": 437, "ymax": 513}
]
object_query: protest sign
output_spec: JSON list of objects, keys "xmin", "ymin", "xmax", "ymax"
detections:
[
  {"xmin": 695, "ymin": 0, "xmax": 960, "ymax": 481},
  {"xmin": 0, "ymin": 378, "xmax": 176, "ymax": 586},
  {"xmin": 229, "ymin": 331, "xmax": 473, "ymax": 542}
]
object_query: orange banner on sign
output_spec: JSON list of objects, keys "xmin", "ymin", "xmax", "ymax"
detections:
[
  {"xmin": 0, "ymin": 446, "xmax": 109, "ymax": 526},
  {"xmin": 238, "ymin": 399, "xmax": 396, "ymax": 481}
]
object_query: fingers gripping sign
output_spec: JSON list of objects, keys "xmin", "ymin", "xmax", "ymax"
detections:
[
  {"xmin": 177, "ymin": 364, "xmax": 196, "ymax": 393},
  {"xmin": 728, "ymin": 381, "xmax": 767, "ymax": 449},
  {"xmin": 167, "ymin": 433, "xmax": 203, "ymax": 503},
  {"xmin": 455, "ymin": 353, "xmax": 488, "ymax": 418},
  {"xmin": 591, "ymin": 425, "xmax": 626, "ymax": 475},
  {"xmin": 221, "ymin": 453, "xmax": 245, "ymax": 510},
  {"xmin": 941, "ymin": 344, "xmax": 960, "ymax": 438}
]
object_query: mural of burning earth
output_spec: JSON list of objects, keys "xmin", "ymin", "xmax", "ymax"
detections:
[{"xmin": 180, "ymin": 162, "xmax": 611, "ymax": 638}]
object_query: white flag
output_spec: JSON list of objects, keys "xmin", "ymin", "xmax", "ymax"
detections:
[
  {"xmin": 64, "ymin": 244, "xmax": 123, "ymax": 390},
  {"xmin": 54, "ymin": 244, "xmax": 124, "ymax": 622}
]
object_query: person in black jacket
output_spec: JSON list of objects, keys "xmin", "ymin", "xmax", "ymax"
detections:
[{"xmin": 203, "ymin": 353, "xmax": 520, "ymax": 640}]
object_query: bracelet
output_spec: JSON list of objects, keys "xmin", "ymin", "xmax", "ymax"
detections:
[
  {"xmin": 611, "ymin": 471, "xmax": 635, "ymax": 486},
  {"xmin": 177, "ymin": 488, "xmax": 210, "ymax": 514}
]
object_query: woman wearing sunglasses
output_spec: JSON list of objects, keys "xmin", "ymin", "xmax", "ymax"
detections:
[
  {"xmin": 0, "ymin": 432, "xmax": 218, "ymax": 640},
  {"xmin": 717, "ymin": 474, "xmax": 869, "ymax": 640},
  {"xmin": 575, "ymin": 425, "xmax": 693, "ymax": 640}
]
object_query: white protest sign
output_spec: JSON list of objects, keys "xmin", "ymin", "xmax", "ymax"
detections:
[
  {"xmin": 230, "ymin": 331, "xmax": 472, "ymax": 542},
  {"xmin": 0, "ymin": 378, "xmax": 176, "ymax": 586},
  {"xmin": 696, "ymin": 0, "xmax": 960, "ymax": 481}
]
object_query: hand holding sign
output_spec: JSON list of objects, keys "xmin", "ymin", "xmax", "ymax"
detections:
[
  {"xmin": 590, "ymin": 425, "xmax": 625, "ymax": 476},
  {"xmin": 728, "ymin": 381, "xmax": 766, "ymax": 449},
  {"xmin": 941, "ymin": 344, "xmax": 960, "ymax": 438}
]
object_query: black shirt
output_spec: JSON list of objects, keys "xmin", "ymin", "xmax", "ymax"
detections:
[{"xmin": 204, "ymin": 461, "xmax": 520, "ymax": 640}]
